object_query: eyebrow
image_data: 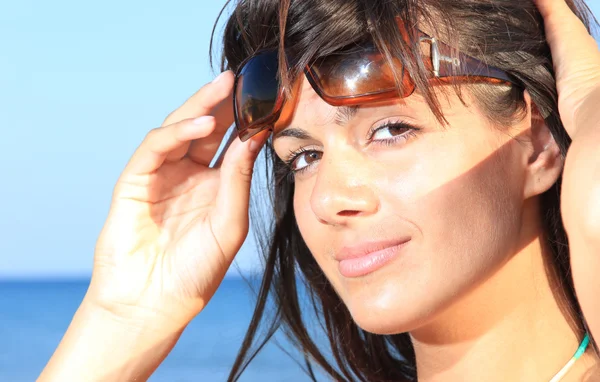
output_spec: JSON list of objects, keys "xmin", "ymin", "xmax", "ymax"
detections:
[
  {"xmin": 274, "ymin": 106, "xmax": 360, "ymax": 140},
  {"xmin": 334, "ymin": 105, "xmax": 360, "ymax": 126}
]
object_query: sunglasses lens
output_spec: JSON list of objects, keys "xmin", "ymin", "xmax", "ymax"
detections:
[
  {"xmin": 310, "ymin": 45, "xmax": 414, "ymax": 99},
  {"xmin": 235, "ymin": 51, "xmax": 280, "ymax": 137}
]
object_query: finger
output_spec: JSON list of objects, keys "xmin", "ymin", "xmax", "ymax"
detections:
[
  {"xmin": 165, "ymin": 71, "xmax": 235, "ymax": 166},
  {"xmin": 161, "ymin": 71, "xmax": 234, "ymax": 127},
  {"xmin": 122, "ymin": 116, "xmax": 216, "ymax": 177},
  {"xmin": 533, "ymin": 0, "xmax": 600, "ymax": 80},
  {"xmin": 164, "ymin": 141, "xmax": 192, "ymax": 164},
  {"xmin": 210, "ymin": 131, "xmax": 269, "ymax": 253},
  {"xmin": 186, "ymin": 90, "xmax": 235, "ymax": 166}
]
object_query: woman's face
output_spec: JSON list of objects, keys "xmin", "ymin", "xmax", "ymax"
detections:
[{"xmin": 271, "ymin": 78, "xmax": 534, "ymax": 335}]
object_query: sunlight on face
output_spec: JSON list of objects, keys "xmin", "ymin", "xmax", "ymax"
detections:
[{"xmin": 271, "ymin": 78, "xmax": 532, "ymax": 334}]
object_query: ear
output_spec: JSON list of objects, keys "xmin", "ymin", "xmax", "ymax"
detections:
[{"xmin": 522, "ymin": 90, "xmax": 564, "ymax": 199}]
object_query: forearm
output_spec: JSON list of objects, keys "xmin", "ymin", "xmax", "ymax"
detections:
[
  {"xmin": 564, "ymin": 88, "xmax": 600, "ymax": 238},
  {"xmin": 562, "ymin": 93, "xmax": 600, "ymax": 345},
  {"xmin": 38, "ymin": 297, "xmax": 187, "ymax": 382}
]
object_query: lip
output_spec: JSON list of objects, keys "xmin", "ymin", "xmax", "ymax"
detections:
[{"xmin": 336, "ymin": 238, "xmax": 411, "ymax": 278}]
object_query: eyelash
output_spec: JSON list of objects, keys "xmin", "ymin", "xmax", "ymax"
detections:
[
  {"xmin": 284, "ymin": 121, "xmax": 421, "ymax": 176},
  {"xmin": 367, "ymin": 121, "xmax": 420, "ymax": 146}
]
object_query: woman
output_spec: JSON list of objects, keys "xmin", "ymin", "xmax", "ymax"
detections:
[{"xmin": 39, "ymin": 0, "xmax": 600, "ymax": 380}]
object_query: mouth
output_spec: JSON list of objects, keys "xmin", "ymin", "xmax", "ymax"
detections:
[{"xmin": 335, "ymin": 238, "xmax": 411, "ymax": 278}]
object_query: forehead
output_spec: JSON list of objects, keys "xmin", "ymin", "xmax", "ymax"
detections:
[{"xmin": 273, "ymin": 75, "xmax": 465, "ymax": 134}]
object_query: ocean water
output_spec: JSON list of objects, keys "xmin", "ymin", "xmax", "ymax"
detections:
[{"xmin": 0, "ymin": 278, "xmax": 330, "ymax": 381}]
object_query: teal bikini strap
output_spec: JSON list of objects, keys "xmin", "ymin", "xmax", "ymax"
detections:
[{"xmin": 573, "ymin": 332, "xmax": 590, "ymax": 360}]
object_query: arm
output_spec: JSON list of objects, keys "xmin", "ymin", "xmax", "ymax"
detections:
[
  {"xmin": 561, "ymin": 90, "xmax": 600, "ymax": 342},
  {"xmin": 533, "ymin": 0, "xmax": 600, "ymax": 341},
  {"xmin": 38, "ymin": 296, "xmax": 189, "ymax": 382}
]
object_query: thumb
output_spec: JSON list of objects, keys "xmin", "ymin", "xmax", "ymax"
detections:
[{"xmin": 211, "ymin": 131, "xmax": 269, "ymax": 253}]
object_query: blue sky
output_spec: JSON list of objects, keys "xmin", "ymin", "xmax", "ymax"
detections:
[{"xmin": 1, "ymin": 1, "xmax": 599, "ymax": 279}]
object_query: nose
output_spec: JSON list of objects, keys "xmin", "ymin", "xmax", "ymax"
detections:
[{"xmin": 310, "ymin": 150, "xmax": 380, "ymax": 226}]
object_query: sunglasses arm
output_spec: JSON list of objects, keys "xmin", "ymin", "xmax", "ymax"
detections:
[
  {"xmin": 419, "ymin": 35, "xmax": 461, "ymax": 77},
  {"xmin": 419, "ymin": 33, "xmax": 516, "ymax": 85}
]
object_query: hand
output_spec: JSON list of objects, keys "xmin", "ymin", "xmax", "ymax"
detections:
[
  {"xmin": 534, "ymin": 0, "xmax": 600, "ymax": 137},
  {"xmin": 88, "ymin": 71, "xmax": 267, "ymax": 325}
]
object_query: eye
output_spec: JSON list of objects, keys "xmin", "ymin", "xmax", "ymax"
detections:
[
  {"xmin": 286, "ymin": 148, "xmax": 323, "ymax": 173},
  {"xmin": 368, "ymin": 121, "xmax": 420, "ymax": 143}
]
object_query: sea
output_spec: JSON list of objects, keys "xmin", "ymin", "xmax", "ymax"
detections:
[{"xmin": 0, "ymin": 277, "xmax": 331, "ymax": 381}]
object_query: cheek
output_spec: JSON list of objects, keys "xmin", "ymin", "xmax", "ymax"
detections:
[
  {"xmin": 409, "ymin": 149, "xmax": 522, "ymax": 254},
  {"xmin": 293, "ymin": 179, "xmax": 349, "ymax": 291},
  {"xmin": 293, "ymin": 180, "xmax": 326, "ymax": 252},
  {"xmin": 383, "ymin": 128, "xmax": 526, "ymax": 299},
  {"xmin": 292, "ymin": 179, "xmax": 313, "ymax": 222}
]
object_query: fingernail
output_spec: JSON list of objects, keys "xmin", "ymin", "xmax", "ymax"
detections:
[
  {"xmin": 193, "ymin": 116, "xmax": 213, "ymax": 125},
  {"xmin": 212, "ymin": 71, "xmax": 228, "ymax": 84}
]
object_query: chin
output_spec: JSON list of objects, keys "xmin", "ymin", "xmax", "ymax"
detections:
[{"xmin": 338, "ymin": 276, "xmax": 440, "ymax": 335}]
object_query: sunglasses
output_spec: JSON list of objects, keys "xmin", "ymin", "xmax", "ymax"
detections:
[{"xmin": 233, "ymin": 29, "xmax": 518, "ymax": 142}]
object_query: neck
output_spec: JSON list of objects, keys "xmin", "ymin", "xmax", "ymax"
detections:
[{"xmin": 410, "ymin": 201, "xmax": 597, "ymax": 381}]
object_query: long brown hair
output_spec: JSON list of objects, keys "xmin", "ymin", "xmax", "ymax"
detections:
[{"xmin": 210, "ymin": 1, "xmax": 598, "ymax": 380}]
